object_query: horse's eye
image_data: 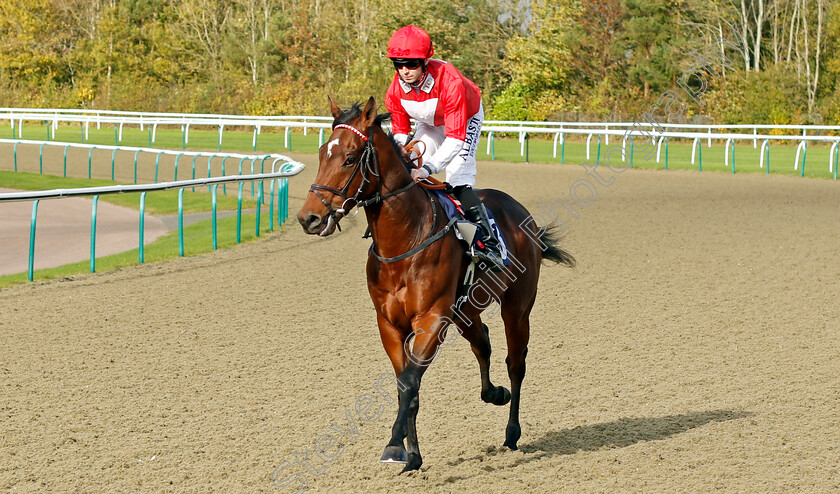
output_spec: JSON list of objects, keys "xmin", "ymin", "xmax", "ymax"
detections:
[{"xmin": 344, "ymin": 155, "xmax": 356, "ymax": 166}]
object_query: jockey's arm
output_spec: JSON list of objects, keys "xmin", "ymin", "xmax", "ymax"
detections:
[{"xmin": 421, "ymin": 137, "xmax": 465, "ymax": 174}]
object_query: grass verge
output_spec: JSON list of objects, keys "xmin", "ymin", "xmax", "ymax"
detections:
[
  {"xmin": 0, "ymin": 213, "xmax": 287, "ymax": 289},
  {"xmin": 0, "ymin": 170, "xmax": 261, "ymax": 214}
]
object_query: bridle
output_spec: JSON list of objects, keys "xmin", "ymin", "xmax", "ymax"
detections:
[
  {"xmin": 308, "ymin": 120, "xmax": 458, "ymax": 263},
  {"xmin": 308, "ymin": 123, "xmax": 415, "ymax": 231}
]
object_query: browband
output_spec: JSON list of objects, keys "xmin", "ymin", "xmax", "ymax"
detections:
[{"xmin": 334, "ymin": 124, "xmax": 368, "ymax": 141}]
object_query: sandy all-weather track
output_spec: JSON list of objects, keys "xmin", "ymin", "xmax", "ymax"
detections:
[{"xmin": 1, "ymin": 152, "xmax": 839, "ymax": 492}]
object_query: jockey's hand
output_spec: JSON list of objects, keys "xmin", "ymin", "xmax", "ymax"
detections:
[{"xmin": 410, "ymin": 166, "xmax": 430, "ymax": 181}]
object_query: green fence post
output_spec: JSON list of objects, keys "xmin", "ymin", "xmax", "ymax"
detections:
[
  {"xmin": 114, "ymin": 123, "xmax": 118, "ymax": 146},
  {"xmin": 90, "ymin": 195, "xmax": 99, "ymax": 273},
  {"xmin": 237, "ymin": 182, "xmax": 244, "ymax": 243},
  {"xmin": 139, "ymin": 192, "xmax": 146, "ymax": 264},
  {"xmin": 246, "ymin": 158, "xmax": 255, "ymax": 197},
  {"xmin": 282, "ymin": 178, "xmax": 289, "ymax": 224},
  {"xmin": 174, "ymin": 153, "xmax": 183, "ymax": 181},
  {"xmin": 178, "ymin": 188, "xmax": 185, "ymax": 257},
  {"xmin": 766, "ymin": 142, "xmax": 770, "ymax": 174},
  {"xmin": 111, "ymin": 148, "xmax": 117, "ymax": 180},
  {"xmin": 46, "ymin": 121, "xmax": 51, "ymax": 141},
  {"xmin": 191, "ymin": 154, "xmax": 198, "ymax": 192},
  {"xmin": 277, "ymin": 178, "xmax": 283, "ymax": 227},
  {"xmin": 260, "ymin": 157, "xmax": 269, "ymax": 204},
  {"xmin": 13, "ymin": 142, "xmax": 18, "ymax": 171},
  {"xmin": 63, "ymin": 145, "xmax": 70, "ymax": 177},
  {"xmin": 800, "ymin": 142, "xmax": 807, "ymax": 177},
  {"xmin": 134, "ymin": 149, "xmax": 141, "ymax": 183},
  {"xmin": 211, "ymin": 185, "xmax": 218, "ymax": 250},
  {"xmin": 269, "ymin": 179, "xmax": 275, "ymax": 232},
  {"xmin": 154, "ymin": 152, "xmax": 162, "ymax": 182},
  {"xmin": 256, "ymin": 182, "xmax": 263, "ymax": 238},
  {"xmin": 665, "ymin": 137, "xmax": 669, "ymax": 170},
  {"xmin": 88, "ymin": 146, "xmax": 96, "ymax": 179},
  {"xmin": 730, "ymin": 140, "xmax": 735, "ymax": 174},
  {"xmin": 39, "ymin": 143, "xmax": 45, "ymax": 174},
  {"xmin": 28, "ymin": 200, "xmax": 39, "ymax": 281},
  {"xmin": 698, "ymin": 142, "xmax": 703, "ymax": 172},
  {"xmin": 207, "ymin": 154, "xmax": 215, "ymax": 193},
  {"xmin": 221, "ymin": 157, "xmax": 228, "ymax": 195},
  {"xmin": 560, "ymin": 133, "xmax": 565, "ymax": 164}
]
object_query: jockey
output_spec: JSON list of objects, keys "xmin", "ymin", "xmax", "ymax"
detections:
[{"xmin": 385, "ymin": 24, "xmax": 505, "ymax": 271}]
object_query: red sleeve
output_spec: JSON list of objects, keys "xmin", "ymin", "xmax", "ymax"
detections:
[
  {"xmin": 385, "ymin": 78, "xmax": 411, "ymax": 136},
  {"xmin": 442, "ymin": 68, "xmax": 468, "ymax": 141}
]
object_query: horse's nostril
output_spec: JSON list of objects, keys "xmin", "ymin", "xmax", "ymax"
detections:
[{"xmin": 298, "ymin": 214, "xmax": 321, "ymax": 231}]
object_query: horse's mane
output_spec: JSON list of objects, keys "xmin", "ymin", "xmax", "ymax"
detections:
[{"xmin": 333, "ymin": 102, "xmax": 413, "ymax": 172}]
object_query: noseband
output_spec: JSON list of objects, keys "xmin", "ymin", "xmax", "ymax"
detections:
[{"xmin": 309, "ymin": 123, "xmax": 415, "ymax": 230}]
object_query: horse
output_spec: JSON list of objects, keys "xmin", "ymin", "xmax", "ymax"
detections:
[{"xmin": 297, "ymin": 96, "xmax": 574, "ymax": 473}]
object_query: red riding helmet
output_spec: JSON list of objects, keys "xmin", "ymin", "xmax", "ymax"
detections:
[{"xmin": 387, "ymin": 25, "xmax": 434, "ymax": 60}]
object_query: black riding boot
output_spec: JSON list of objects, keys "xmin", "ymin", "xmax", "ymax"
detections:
[{"xmin": 454, "ymin": 186, "xmax": 505, "ymax": 271}]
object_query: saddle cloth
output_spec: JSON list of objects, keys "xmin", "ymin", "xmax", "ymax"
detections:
[{"xmin": 430, "ymin": 189, "xmax": 511, "ymax": 267}]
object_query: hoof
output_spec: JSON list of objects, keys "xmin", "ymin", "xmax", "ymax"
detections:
[
  {"xmin": 482, "ymin": 386, "xmax": 511, "ymax": 406},
  {"xmin": 379, "ymin": 445, "xmax": 407, "ymax": 464},
  {"xmin": 494, "ymin": 387, "xmax": 511, "ymax": 406},
  {"xmin": 399, "ymin": 452, "xmax": 422, "ymax": 474},
  {"xmin": 504, "ymin": 423, "xmax": 521, "ymax": 450}
]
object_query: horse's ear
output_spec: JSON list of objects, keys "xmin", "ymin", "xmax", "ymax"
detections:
[
  {"xmin": 362, "ymin": 96, "xmax": 377, "ymax": 125},
  {"xmin": 328, "ymin": 95, "xmax": 341, "ymax": 119}
]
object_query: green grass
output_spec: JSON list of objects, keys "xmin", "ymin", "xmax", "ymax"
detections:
[
  {"xmin": 0, "ymin": 170, "xmax": 260, "ymax": 214},
  {"xmin": 0, "ymin": 212, "xmax": 289, "ymax": 289},
  {"xmin": 9, "ymin": 122, "xmax": 322, "ymax": 155},
  {"xmin": 484, "ymin": 134, "xmax": 839, "ymax": 179},
  {"xmin": 6, "ymin": 123, "xmax": 838, "ymax": 180}
]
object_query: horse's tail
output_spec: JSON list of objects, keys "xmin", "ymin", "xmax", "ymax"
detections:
[{"xmin": 539, "ymin": 225, "xmax": 576, "ymax": 267}]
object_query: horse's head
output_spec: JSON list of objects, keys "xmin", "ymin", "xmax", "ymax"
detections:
[{"xmin": 298, "ymin": 96, "xmax": 385, "ymax": 236}]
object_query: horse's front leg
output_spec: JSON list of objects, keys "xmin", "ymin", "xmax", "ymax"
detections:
[
  {"xmin": 376, "ymin": 313, "xmax": 411, "ymax": 465},
  {"xmin": 383, "ymin": 313, "xmax": 445, "ymax": 473}
]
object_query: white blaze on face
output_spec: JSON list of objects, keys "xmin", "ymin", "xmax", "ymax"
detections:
[{"xmin": 327, "ymin": 138, "xmax": 340, "ymax": 158}]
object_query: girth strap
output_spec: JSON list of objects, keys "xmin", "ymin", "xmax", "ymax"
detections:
[{"xmin": 371, "ymin": 217, "xmax": 457, "ymax": 263}]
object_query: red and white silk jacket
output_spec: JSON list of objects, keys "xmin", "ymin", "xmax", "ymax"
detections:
[{"xmin": 385, "ymin": 60, "xmax": 482, "ymax": 173}]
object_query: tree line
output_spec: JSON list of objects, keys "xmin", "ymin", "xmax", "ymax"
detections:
[{"xmin": 0, "ymin": 0, "xmax": 838, "ymax": 125}]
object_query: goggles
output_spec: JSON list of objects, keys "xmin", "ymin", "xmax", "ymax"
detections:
[{"xmin": 392, "ymin": 59, "xmax": 423, "ymax": 70}]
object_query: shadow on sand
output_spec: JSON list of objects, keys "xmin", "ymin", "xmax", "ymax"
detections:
[{"xmin": 441, "ymin": 409, "xmax": 750, "ymax": 479}]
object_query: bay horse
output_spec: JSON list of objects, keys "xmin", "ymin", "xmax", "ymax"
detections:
[{"xmin": 297, "ymin": 97, "xmax": 574, "ymax": 473}]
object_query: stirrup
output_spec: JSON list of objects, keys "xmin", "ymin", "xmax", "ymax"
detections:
[{"xmin": 475, "ymin": 241, "xmax": 505, "ymax": 271}]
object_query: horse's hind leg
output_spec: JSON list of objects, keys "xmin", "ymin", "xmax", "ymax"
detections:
[
  {"xmin": 500, "ymin": 300, "xmax": 534, "ymax": 450},
  {"xmin": 459, "ymin": 317, "xmax": 511, "ymax": 406}
]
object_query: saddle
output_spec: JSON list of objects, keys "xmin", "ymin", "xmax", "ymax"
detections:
[{"xmin": 425, "ymin": 186, "xmax": 510, "ymax": 268}]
